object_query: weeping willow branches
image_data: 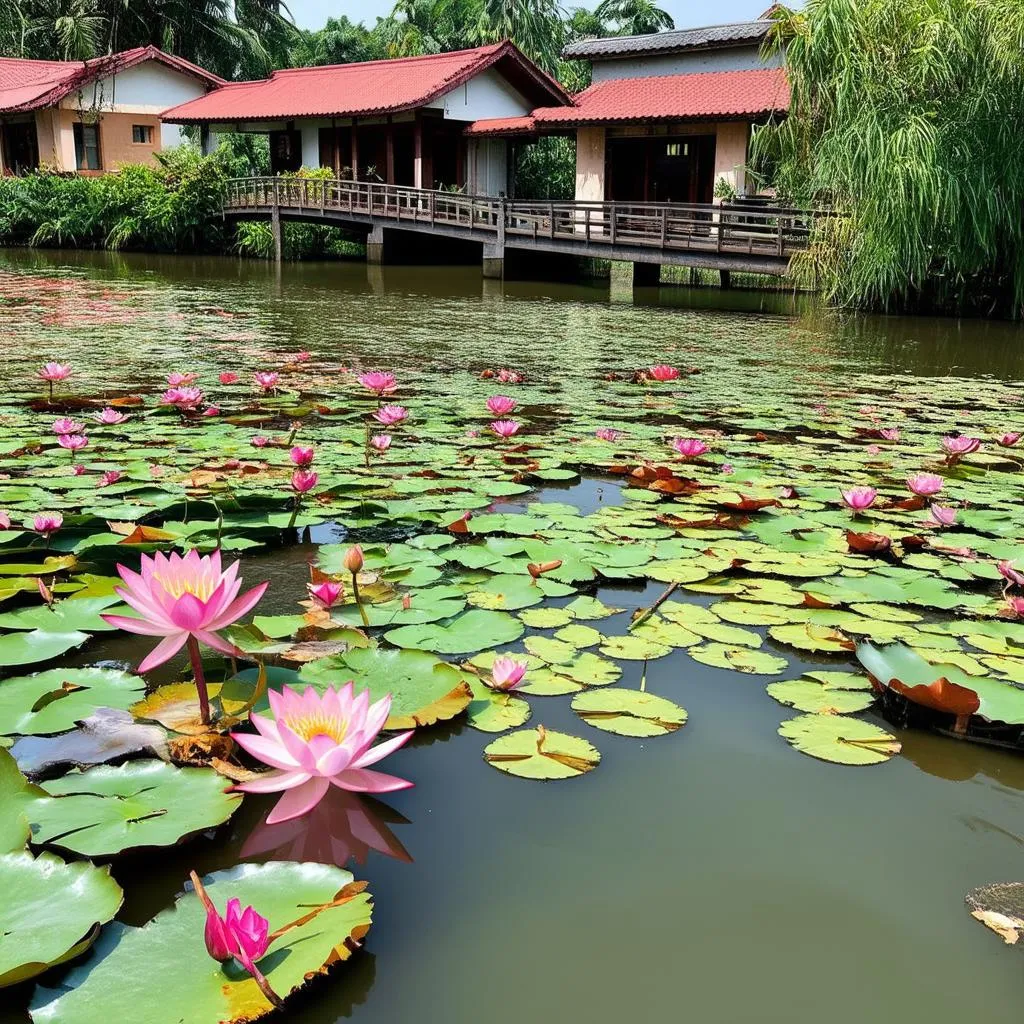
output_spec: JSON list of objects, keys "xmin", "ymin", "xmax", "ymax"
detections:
[{"xmin": 752, "ymin": 0, "xmax": 1024, "ymax": 315}]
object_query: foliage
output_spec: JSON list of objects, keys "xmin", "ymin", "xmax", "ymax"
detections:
[
  {"xmin": 512, "ymin": 136, "xmax": 576, "ymax": 200},
  {"xmin": 752, "ymin": 0, "xmax": 1024, "ymax": 316}
]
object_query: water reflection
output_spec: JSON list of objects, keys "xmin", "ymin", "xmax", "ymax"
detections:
[
  {"xmin": 242, "ymin": 790, "xmax": 413, "ymax": 869},
  {"xmin": 900, "ymin": 727, "xmax": 1024, "ymax": 790}
]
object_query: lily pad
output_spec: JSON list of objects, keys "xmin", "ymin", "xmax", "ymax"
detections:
[
  {"xmin": 688, "ymin": 643, "xmax": 788, "ymax": 675},
  {"xmin": 30, "ymin": 862, "xmax": 372, "ymax": 1023},
  {"xmin": 777, "ymin": 714, "xmax": 901, "ymax": 765},
  {"xmin": 483, "ymin": 726, "xmax": 600, "ymax": 780},
  {"xmin": 465, "ymin": 677, "xmax": 532, "ymax": 733},
  {"xmin": 572, "ymin": 689, "xmax": 687, "ymax": 737},
  {"xmin": 385, "ymin": 608, "xmax": 524, "ymax": 655},
  {"xmin": 0, "ymin": 629, "xmax": 90, "ymax": 667},
  {"xmin": 0, "ymin": 748, "xmax": 47, "ymax": 852},
  {"xmin": 766, "ymin": 679, "xmax": 875, "ymax": 715}
]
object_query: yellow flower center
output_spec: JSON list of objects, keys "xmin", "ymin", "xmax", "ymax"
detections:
[
  {"xmin": 153, "ymin": 573, "xmax": 216, "ymax": 602},
  {"xmin": 285, "ymin": 711, "xmax": 348, "ymax": 745}
]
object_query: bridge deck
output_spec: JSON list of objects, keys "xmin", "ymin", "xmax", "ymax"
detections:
[{"xmin": 223, "ymin": 177, "xmax": 810, "ymax": 275}]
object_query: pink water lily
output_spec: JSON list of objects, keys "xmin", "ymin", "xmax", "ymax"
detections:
[
  {"xmin": 161, "ymin": 386, "xmax": 204, "ymax": 412},
  {"xmin": 907, "ymin": 473, "xmax": 944, "ymax": 497},
  {"xmin": 98, "ymin": 470, "xmax": 122, "ymax": 488},
  {"xmin": 358, "ymin": 371, "xmax": 397, "ymax": 396},
  {"xmin": 295, "ymin": 351, "xmax": 311, "ymax": 363},
  {"xmin": 373, "ymin": 405, "xmax": 408, "ymax": 426},
  {"xmin": 93, "ymin": 408, "xmax": 129, "ymax": 425},
  {"xmin": 219, "ymin": 372, "xmax": 239, "ymax": 385},
  {"xmin": 486, "ymin": 395, "xmax": 517, "ymax": 416},
  {"xmin": 649, "ymin": 365, "xmax": 680, "ymax": 382},
  {"xmin": 497, "ymin": 368, "xmax": 522, "ymax": 384},
  {"xmin": 167, "ymin": 372, "xmax": 198, "ymax": 387},
  {"xmin": 370, "ymin": 434, "xmax": 392, "ymax": 452},
  {"xmin": 879, "ymin": 428, "xmax": 900, "ymax": 441},
  {"xmin": 595, "ymin": 428, "xmax": 622, "ymax": 442},
  {"xmin": 57, "ymin": 434, "xmax": 88, "ymax": 452},
  {"xmin": 100, "ymin": 550, "xmax": 268, "ymax": 723},
  {"xmin": 37, "ymin": 362, "xmax": 71, "ymax": 383},
  {"xmin": 291, "ymin": 469, "xmax": 317, "ymax": 494},
  {"xmin": 998, "ymin": 560, "xmax": 1024, "ymax": 589},
  {"xmin": 290, "ymin": 446, "xmax": 314, "ymax": 467},
  {"xmin": 72, "ymin": 464, "xmax": 86, "ymax": 476},
  {"xmin": 999, "ymin": 432, "xmax": 1021, "ymax": 447},
  {"xmin": 490, "ymin": 419, "xmax": 520, "ymax": 438},
  {"xmin": 51, "ymin": 417, "xmax": 84, "ymax": 434},
  {"xmin": 488, "ymin": 657, "xmax": 527, "ymax": 692},
  {"xmin": 1006, "ymin": 595, "xmax": 1024, "ymax": 619},
  {"xmin": 672, "ymin": 437, "xmax": 709, "ymax": 459},
  {"xmin": 233, "ymin": 683, "xmax": 414, "ymax": 824},
  {"xmin": 308, "ymin": 581, "xmax": 343, "ymax": 608},
  {"xmin": 926, "ymin": 504, "xmax": 957, "ymax": 527},
  {"xmin": 32, "ymin": 512, "xmax": 63, "ymax": 537},
  {"xmin": 941, "ymin": 435, "xmax": 981, "ymax": 462},
  {"xmin": 254, "ymin": 371, "xmax": 279, "ymax": 393},
  {"xmin": 203, "ymin": 406, "xmax": 220, "ymax": 417},
  {"xmin": 0, "ymin": 512, "xmax": 10, "ymax": 529},
  {"xmin": 250, "ymin": 435, "xmax": 269, "ymax": 448},
  {"xmin": 840, "ymin": 486, "xmax": 877, "ymax": 512},
  {"xmin": 721, "ymin": 463, "xmax": 735, "ymax": 474}
]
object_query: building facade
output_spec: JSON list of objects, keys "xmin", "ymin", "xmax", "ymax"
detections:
[{"xmin": 0, "ymin": 47, "xmax": 223, "ymax": 175}]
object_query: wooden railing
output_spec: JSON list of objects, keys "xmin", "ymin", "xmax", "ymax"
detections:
[{"xmin": 223, "ymin": 177, "xmax": 811, "ymax": 259}]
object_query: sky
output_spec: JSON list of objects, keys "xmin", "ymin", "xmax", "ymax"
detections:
[{"xmin": 287, "ymin": 0, "xmax": 775, "ymax": 31}]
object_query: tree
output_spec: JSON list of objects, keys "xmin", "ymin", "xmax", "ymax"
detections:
[
  {"xmin": 594, "ymin": 0, "xmax": 673, "ymax": 35},
  {"xmin": 290, "ymin": 16, "xmax": 382, "ymax": 66},
  {"xmin": 752, "ymin": 0, "xmax": 1024, "ymax": 315},
  {"xmin": 471, "ymin": 0, "xmax": 566, "ymax": 71}
]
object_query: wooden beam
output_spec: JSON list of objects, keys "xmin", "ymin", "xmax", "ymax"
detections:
[
  {"xmin": 385, "ymin": 116, "xmax": 395, "ymax": 186},
  {"xmin": 351, "ymin": 119, "xmax": 358, "ymax": 180}
]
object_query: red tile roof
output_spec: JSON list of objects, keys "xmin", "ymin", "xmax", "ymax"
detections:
[
  {"xmin": 163, "ymin": 42, "xmax": 571, "ymax": 123},
  {"xmin": 464, "ymin": 115, "xmax": 537, "ymax": 136},
  {"xmin": 0, "ymin": 46, "xmax": 224, "ymax": 113},
  {"xmin": 532, "ymin": 67, "xmax": 789, "ymax": 126}
]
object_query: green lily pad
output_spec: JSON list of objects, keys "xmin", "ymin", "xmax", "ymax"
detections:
[
  {"xmin": 30, "ymin": 760, "xmax": 241, "ymax": 857},
  {"xmin": 563, "ymin": 596, "xmax": 624, "ymax": 621},
  {"xmin": 30, "ymin": 862, "xmax": 372, "ymax": 1023},
  {"xmin": 778, "ymin": 714, "xmax": 901, "ymax": 765},
  {"xmin": 766, "ymin": 679, "xmax": 875, "ymax": 715},
  {"xmin": 0, "ymin": 850, "xmax": 122, "ymax": 988},
  {"xmin": 465, "ymin": 676, "xmax": 532, "ymax": 733},
  {"xmin": 0, "ymin": 748, "xmax": 47, "ymax": 853},
  {"xmin": 0, "ymin": 667, "xmax": 146, "ymax": 736},
  {"xmin": 0, "ymin": 596, "xmax": 123, "ymax": 633},
  {"xmin": 688, "ymin": 643, "xmax": 789, "ymax": 675},
  {"xmin": 518, "ymin": 606, "xmax": 573, "ymax": 629},
  {"xmin": 483, "ymin": 726, "xmax": 600, "ymax": 780},
  {"xmin": 599, "ymin": 633, "xmax": 672, "ymax": 661},
  {"xmin": 553, "ymin": 624, "xmax": 602, "ymax": 648},
  {"xmin": 0, "ymin": 629, "xmax": 90, "ymax": 667},
  {"xmin": 385, "ymin": 608, "xmax": 524, "ymax": 655},
  {"xmin": 572, "ymin": 689, "xmax": 688, "ymax": 737}
]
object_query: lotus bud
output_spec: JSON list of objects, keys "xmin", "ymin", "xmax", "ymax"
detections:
[{"xmin": 343, "ymin": 545, "xmax": 364, "ymax": 574}]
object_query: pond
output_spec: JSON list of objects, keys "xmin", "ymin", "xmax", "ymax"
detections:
[{"xmin": 1, "ymin": 247, "xmax": 1024, "ymax": 1024}]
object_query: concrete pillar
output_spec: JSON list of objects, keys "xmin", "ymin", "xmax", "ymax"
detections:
[
  {"xmin": 720, "ymin": 269, "xmax": 732, "ymax": 289},
  {"xmin": 270, "ymin": 205, "xmax": 283, "ymax": 263},
  {"xmin": 712, "ymin": 121, "xmax": 750, "ymax": 201},
  {"xmin": 366, "ymin": 224, "xmax": 385, "ymax": 265},
  {"xmin": 482, "ymin": 241, "xmax": 504, "ymax": 280},
  {"xmin": 575, "ymin": 126, "xmax": 606, "ymax": 201},
  {"xmin": 633, "ymin": 261, "xmax": 660, "ymax": 287}
]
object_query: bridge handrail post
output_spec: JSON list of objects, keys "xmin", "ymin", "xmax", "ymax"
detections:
[{"xmin": 497, "ymin": 198, "xmax": 506, "ymax": 248}]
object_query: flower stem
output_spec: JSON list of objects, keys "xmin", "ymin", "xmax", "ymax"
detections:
[
  {"xmin": 187, "ymin": 635, "xmax": 211, "ymax": 726},
  {"xmin": 351, "ymin": 572, "xmax": 371, "ymax": 628},
  {"xmin": 286, "ymin": 497, "xmax": 300, "ymax": 532},
  {"xmin": 249, "ymin": 963, "xmax": 284, "ymax": 1010}
]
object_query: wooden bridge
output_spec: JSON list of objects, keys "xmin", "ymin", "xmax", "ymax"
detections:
[{"xmin": 222, "ymin": 176, "xmax": 811, "ymax": 280}]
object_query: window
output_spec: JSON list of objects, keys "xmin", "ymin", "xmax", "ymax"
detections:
[
  {"xmin": 73, "ymin": 122, "xmax": 101, "ymax": 171},
  {"xmin": 665, "ymin": 142, "xmax": 689, "ymax": 157},
  {"xmin": 132, "ymin": 124, "xmax": 153, "ymax": 144}
]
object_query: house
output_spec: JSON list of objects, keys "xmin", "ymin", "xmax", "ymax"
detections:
[
  {"xmin": 162, "ymin": 42, "xmax": 572, "ymax": 196},
  {"xmin": 0, "ymin": 46, "xmax": 224, "ymax": 175},
  {"xmin": 468, "ymin": 19, "xmax": 789, "ymax": 204}
]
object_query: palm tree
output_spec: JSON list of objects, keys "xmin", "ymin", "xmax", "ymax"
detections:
[
  {"xmin": 376, "ymin": 0, "xmax": 443, "ymax": 56},
  {"xmin": 472, "ymin": 0, "xmax": 565, "ymax": 70},
  {"xmin": 595, "ymin": 0, "xmax": 673, "ymax": 35}
]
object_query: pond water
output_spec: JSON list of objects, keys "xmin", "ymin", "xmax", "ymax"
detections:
[{"xmin": 2, "ymin": 247, "xmax": 1024, "ymax": 1024}]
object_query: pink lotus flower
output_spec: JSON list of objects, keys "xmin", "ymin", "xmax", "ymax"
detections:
[
  {"xmin": 308, "ymin": 581, "xmax": 343, "ymax": 608},
  {"xmin": 250, "ymin": 436, "xmax": 269, "ymax": 448},
  {"xmin": 32, "ymin": 512, "xmax": 63, "ymax": 536},
  {"xmin": 343, "ymin": 545, "xmax": 364, "ymax": 574},
  {"xmin": 866, "ymin": 444, "xmax": 882, "ymax": 455},
  {"xmin": 57, "ymin": 434, "xmax": 88, "ymax": 452},
  {"xmin": 486, "ymin": 395, "xmax": 517, "ymax": 416},
  {"xmin": 1007, "ymin": 595, "xmax": 1024, "ymax": 618},
  {"xmin": 167, "ymin": 372, "xmax": 198, "ymax": 387},
  {"xmin": 100, "ymin": 550, "xmax": 268, "ymax": 723},
  {"xmin": 0, "ymin": 512, "xmax": 10, "ymax": 530},
  {"xmin": 290, "ymin": 446, "xmax": 315, "ymax": 467},
  {"xmin": 941, "ymin": 435, "xmax": 981, "ymax": 461},
  {"xmin": 490, "ymin": 419, "xmax": 520, "ymax": 439},
  {"xmin": 203, "ymin": 406, "xmax": 220, "ymax": 417},
  {"xmin": 98, "ymin": 470, "xmax": 122, "ymax": 488},
  {"xmin": 373, "ymin": 405, "xmax": 408, "ymax": 426},
  {"xmin": 93, "ymin": 408, "xmax": 128, "ymax": 425},
  {"xmin": 233, "ymin": 683, "xmax": 414, "ymax": 823},
  {"xmin": 649, "ymin": 365, "xmax": 680, "ymax": 382},
  {"xmin": 37, "ymin": 362, "xmax": 71, "ymax": 383},
  {"xmin": 72, "ymin": 464, "xmax": 86, "ymax": 476},
  {"xmin": 998, "ymin": 560, "xmax": 1024, "ymax": 588},
  {"xmin": 358, "ymin": 371, "xmax": 397, "ymax": 396},
  {"xmin": 672, "ymin": 437, "xmax": 709, "ymax": 459},
  {"xmin": 200, "ymin": 889, "xmax": 269, "ymax": 970},
  {"xmin": 52, "ymin": 417, "xmax": 84, "ymax": 434},
  {"xmin": 370, "ymin": 434, "xmax": 392, "ymax": 452},
  {"xmin": 721, "ymin": 463, "xmax": 735, "ymax": 474},
  {"xmin": 161, "ymin": 386, "xmax": 204, "ymax": 411},
  {"xmin": 254, "ymin": 372, "xmax": 279, "ymax": 393},
  {"xmin": 840, "ymin": 486, "xmax": 878, "ymax": 512},
  {"xmin": 218, "ymin": 372, "xmax": 239, "ymax": 385},
  {"xmin": 879, "ymin": 428, "xmax": 900, "ymax": 441},
  {"xmin": 295, "ymin": 351, "xmax": 311, "ymax": 363},
  {"xmin": 998, "ymin": 432, "xmax": 1021, "ymax": 447},
  {"xmin": 595, "ymin": 428, "xmax": 622, "ymax": 442},
  {"xmin": 291, "ymin": 469, "xmax": 318, "ymax": 494},
  {"xmin": 497, "ymin": 368, "xmax": 522, "ymax": 384},
  {"xmin": 488, "ymin": 657, "xmax": 527, "ymax": 692},
  {"xmin": 926, "ymin": 504, "xmax": 957, "ymax": 527},
  {"xmin": 907, "ymin": 473, "xmax": 944, "ymax": 497}
]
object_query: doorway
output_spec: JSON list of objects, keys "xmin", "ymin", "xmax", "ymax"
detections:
[
  {"xmin": 607, "ymin": 134, "xmax": 716, "ymax": 203},
  {"xmin": 2, "ymin": 121, "xmax": 39, "ymax": 174}
]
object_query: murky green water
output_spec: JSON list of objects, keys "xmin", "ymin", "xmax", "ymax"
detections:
[{"xmin": 3, "ymin": 248, "xmax": 1024, "ymax": 1023}]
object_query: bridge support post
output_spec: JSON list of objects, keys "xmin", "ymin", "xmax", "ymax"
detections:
[
  {"xmin": 720, "ymin": 269, "xmax": 731, "ymax": 289},
  {"xmin": 270, "ymin": 204, "xmax": 283, "ymax": 263},
  {"xmin": 632, "ymin": 261, "xmax": 660, "ymax": 287},
  {"xmin": 366, "ymin": 224, "xmax": 385, "ymax": 265},
  {"xmin": 482, "ymin": 242, "xmax": 504, "ymax": 280}
]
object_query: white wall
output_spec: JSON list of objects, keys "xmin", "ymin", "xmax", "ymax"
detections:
[
  {"xmin": 58, "ymin": 61, "xmax": 210, "ymax": 115},
  {"xmin": 428, "ymin": 67, "xmax": 533, "ymax": 122},
  {"xmin": 590, "ymin": 45, "xmax": 783, "ymax": 82},
  {"xmin": 300, "ymin": 123, "xmax": 321, "ymax": 169},
  {"xmin": 467, "ymin": 137, "xmax": 508, "ymax": 196}
]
